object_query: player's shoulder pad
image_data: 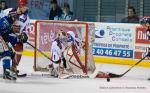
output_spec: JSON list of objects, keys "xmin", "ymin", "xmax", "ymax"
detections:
[{"xmin": 19, "ymin": 14, "xmax": 28, "ymax": 23}]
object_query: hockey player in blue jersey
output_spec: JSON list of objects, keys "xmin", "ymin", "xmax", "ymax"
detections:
[
  {"xmin": 1, "ymin": 0, "xmax": 30, "ymax": 77},
  {"xmin": 0, "ymin": 14, "xmax": 28, "ymax": 80}
]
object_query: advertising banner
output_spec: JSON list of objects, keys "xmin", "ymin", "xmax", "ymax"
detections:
[
  {"xmin": 93, "ymin": 23, "xmax": 136, "ymax": 59},
  {"xmin": 135, "ymin": 27, "xmax": 150, "ymax": 59}
]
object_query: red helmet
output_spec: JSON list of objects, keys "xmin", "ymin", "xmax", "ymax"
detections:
[{"xmin": 18, "ymin": 0, "xmax": 27, "ymax": 7}]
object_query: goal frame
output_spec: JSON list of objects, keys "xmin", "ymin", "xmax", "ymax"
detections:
[{"xmin": 33, "ymin": 20, "xmax": 89, "ymax": 74}]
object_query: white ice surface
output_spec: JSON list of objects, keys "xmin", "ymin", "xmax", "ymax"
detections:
[{"xmin": 0, "ymin": 56, "xmax": 150, "ymax": 93}]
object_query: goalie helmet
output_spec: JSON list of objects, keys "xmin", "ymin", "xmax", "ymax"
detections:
[
  {"xmin": 57, "ymin": 30, "xmax": 66, "ymax": 37},
  {"xmin": 140, "ymin": 16, "xmax": 150, "ymax": 25}
]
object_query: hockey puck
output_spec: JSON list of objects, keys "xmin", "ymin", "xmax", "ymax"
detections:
[{"xmin": 107, "ymin": 78, "xmax": 110, "ymax": 82}]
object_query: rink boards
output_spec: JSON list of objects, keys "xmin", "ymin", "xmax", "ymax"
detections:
[{"xmin": 23, "ymin": 20, "xmax": 150, "ymax": 68}]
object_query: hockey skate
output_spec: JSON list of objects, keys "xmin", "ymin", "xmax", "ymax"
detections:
[
  {"xmin": 48, "ymin": 64, "xmax": 58, "ymax": 77},
  {"xmin": 3, "ymin": 69, "xmax": 17, "ymax": 80},
  {"xmin": 48, "ymin": 63, "xmax": 69, "ymax": 78}
]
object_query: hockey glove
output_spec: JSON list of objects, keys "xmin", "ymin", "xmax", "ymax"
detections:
[{"xmin": 18, "ymin": 32, "xmax": 28, "ymax": 43}]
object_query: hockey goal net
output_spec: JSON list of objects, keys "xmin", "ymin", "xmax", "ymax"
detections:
[{"xmin": 34, "ymin": 20, "xmax": 95, "ymax": 75}]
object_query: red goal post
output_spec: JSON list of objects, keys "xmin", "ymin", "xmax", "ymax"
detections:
[{"xmin": 33, "ymin": 20, "xmax": 95, "ymax": 74}]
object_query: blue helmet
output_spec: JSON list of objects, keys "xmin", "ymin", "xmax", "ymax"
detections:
[{"xmin": 140, "ymin": 16, "xmax": 150, "ymax": 25}]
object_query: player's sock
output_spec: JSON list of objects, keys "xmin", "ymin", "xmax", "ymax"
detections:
[{"xmin": 3, "ymin": 57, "xmax": 11, "ymax": 79}]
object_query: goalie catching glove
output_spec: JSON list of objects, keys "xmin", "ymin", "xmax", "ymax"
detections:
[{"xmin": 18, "ymin": 32, "xmax": 28, "ymax": 43}]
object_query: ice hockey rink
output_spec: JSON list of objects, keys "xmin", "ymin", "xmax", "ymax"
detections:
[{"xmin": 0, "ymin": 56, "xmax": 150, "ymax": 93}]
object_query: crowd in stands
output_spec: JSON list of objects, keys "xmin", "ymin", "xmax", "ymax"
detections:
[
  {"xmin": 121, "ymin": 6, "xmax": 139, "ymax": 23},
  {"xmin": 49, "ymin": 0, "xmax": 140, "ymax": 23},
  {"xmin": 49, "ymin": 0, "xmax": 73, "ymax": 21}
]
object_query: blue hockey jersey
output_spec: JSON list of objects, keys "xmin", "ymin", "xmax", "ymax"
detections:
[{"xmin": 0, "ymin": 16, "xmax": 18, "ymax": 46}]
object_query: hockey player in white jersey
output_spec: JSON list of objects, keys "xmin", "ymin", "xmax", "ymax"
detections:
[
  {"xmin": 1, "ymin": 0, "xmax": 30, "ymax": 77},
  {"xmin": 47, "ymin": 30, "xmax": 69, "ymax": 77}
]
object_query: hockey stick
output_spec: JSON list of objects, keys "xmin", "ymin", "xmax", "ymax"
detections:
[
  {"xmin": 93, "ymin": 54, "xmax": 148, "ymax": 79},
  {"xmin": 26, "ymin": 42, "xmax": 52, "ymax": 61},
  {"xmin": 108, "ymin": 54, "xmax": 148, "ymax": 78}
]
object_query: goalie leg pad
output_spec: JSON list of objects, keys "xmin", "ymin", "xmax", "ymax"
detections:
[
  {"xmin": 48, "ymin": 63, "xmax": 59, "ymax": 77},
  {"xmin": 51, "ymin": 68, "xmax": 59, "ymax": 77}
]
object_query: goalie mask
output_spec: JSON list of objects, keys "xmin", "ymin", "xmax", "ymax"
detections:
[{"xmin": 57, "ymin": 30, "xmax": 67, "ymax": 43}]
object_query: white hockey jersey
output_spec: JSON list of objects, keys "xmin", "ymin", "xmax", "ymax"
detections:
[
  {"xmin": 51, "ymin": 41, "xmax": 62, "ymax": 62},
  {"xmin": 51, "ymin": 38, "xmax": 66, "ymax": 62}
]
